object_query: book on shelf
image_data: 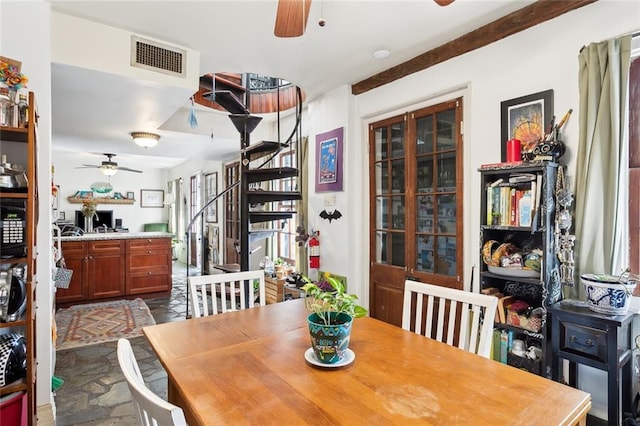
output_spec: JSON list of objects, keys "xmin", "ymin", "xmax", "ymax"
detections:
[
  {"xmin": 484, "ymin": 180, "xmax": 533, "ymax": 226},
  {"xmin": 497, "ymin": 295, "xmax": 515, "ymax": 324}
]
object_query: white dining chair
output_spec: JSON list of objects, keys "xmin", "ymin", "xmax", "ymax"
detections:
[
  {"xmin": 188, "ymin": 270, "xmax": 266, "ymax": 318},
  {"xmin": 401, "ymin": 280, "xmax": 498, "ymax": 358},
  {"xmin": 116, "ymin": 338, "xmax": 187, "ymax": 426}
]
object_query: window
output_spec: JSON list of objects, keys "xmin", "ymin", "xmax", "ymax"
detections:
[
  {"xmin": 224, "ymin": 162, "xmax": 240, "ymax": 264},
  {"xmin": 276, "ymin": 149, "xmax": 297, "ymax": 266}
]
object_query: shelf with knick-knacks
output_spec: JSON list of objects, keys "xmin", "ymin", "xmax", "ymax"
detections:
[
  {"xmin": 67, "ymin": 190, "xmax": 135, "ymax": 204},
  {"xmin": 67, "ymin": 197, "xmax": 135, "ymax": 205}
]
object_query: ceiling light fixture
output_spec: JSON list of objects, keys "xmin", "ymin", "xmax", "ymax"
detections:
[
  {"xmin": 99, "ymin": 165, "xmax": 118, "ymax": 176},
  {"xmin": 131, "ymin": 131, "xmax": 160, "ymax": 149},
  {"xmin": 373, "ymin": 49, "xmax": 390, "ymax": 59}
]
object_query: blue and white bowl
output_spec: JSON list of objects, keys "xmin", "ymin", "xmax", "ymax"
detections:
[{"xmin": 581, "ymin": 274, "xmax": 636, "ymax": 315}]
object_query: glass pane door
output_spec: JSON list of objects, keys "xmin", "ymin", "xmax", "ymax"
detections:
[
  {"xmin": 414, "ymin": 106, "xmax": 459, "ymax": 277},
  {"xmin": 373, "ymin": 121, "xmax": 406, "ymax": 267}
]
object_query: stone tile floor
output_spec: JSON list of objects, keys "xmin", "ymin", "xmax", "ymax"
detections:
[{"xmin": 53, "ymin": 262, "xmax": 192, "ymax": 425}]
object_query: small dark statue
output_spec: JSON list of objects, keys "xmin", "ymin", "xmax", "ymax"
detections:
[{"xmin": 524, "ymin": 139, "xmax": 566, "ymax": 162}]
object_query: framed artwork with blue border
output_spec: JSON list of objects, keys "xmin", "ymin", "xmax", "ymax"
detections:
[{"xmin": 315, "ymin": 127, "xmax": 343, "ymax": 192}]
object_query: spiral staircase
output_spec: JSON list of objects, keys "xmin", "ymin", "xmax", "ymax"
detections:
[{"xmin": 197, "ymin": 73, "xmax": 303, "ymax": 271}]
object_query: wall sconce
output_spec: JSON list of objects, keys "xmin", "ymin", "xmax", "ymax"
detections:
[{"xmin": 131, "ymin": 131, "xmax": 160, "ymax": 149}]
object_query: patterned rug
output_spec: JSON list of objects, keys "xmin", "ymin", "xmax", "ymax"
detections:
[{"xmin": 55, "ymin": 298, "xmax": 156, "ymax": 351}]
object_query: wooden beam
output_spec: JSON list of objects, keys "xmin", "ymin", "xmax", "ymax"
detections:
[{"xmin": 351, "ymin": 0, "xmax": 598, "ymax": 95}]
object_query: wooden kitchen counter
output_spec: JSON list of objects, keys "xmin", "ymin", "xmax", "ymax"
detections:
[{"xmin": 56, "ymin": 232, "xmax": 174, "ymax": 305}]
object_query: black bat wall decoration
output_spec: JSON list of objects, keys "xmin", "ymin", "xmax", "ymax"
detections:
[{"xmin": 320, "ymin": 209, "xmax": 342, "ymax": 223}]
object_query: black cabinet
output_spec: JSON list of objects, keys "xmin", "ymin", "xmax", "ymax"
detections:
[
  {"xmin": 478, "ymin": 162, "xmax": 561, "ymax": 377},
  {"xmin": 551, "ymin": 300, "xmax": 634, "ymax": 426}
]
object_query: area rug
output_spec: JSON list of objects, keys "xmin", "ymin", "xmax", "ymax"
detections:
[{"xmin": 55, "ymin": 298, "xmax": 156, "ymax": 351}]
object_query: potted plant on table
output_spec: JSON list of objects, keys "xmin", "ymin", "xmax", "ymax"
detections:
[{"xmin": 301, "ymin": 274, "xmax": 367, "ymax": 365}]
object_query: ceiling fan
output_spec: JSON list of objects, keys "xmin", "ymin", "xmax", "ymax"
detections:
[
  {"xmin": 274, "ymin": 0, "xmax": 455, "ymax": 38},
  {"xmin": 77, "ymin": 153, "xmax": 143, "ymax": 176}
]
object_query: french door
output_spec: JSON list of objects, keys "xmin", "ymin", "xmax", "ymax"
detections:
[
  {"xmin": 224, "ymin": 162, "xmax": 241, "ymax": 265},
  {"xmin": 369, "ymin": 98, "xmax": 464, "ymax": 326}
]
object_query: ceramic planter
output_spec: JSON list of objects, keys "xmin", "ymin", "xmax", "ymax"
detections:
[{"xmin": 307, "ymin": 312, "xmax": 353, "ymax": 364}]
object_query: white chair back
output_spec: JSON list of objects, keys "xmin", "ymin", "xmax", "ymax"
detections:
[
  {"xmin": 188, "ymin": 270, "xmax": 266, "ymax": 318},
  {"xmin": 401, "ymin": 280, "xmax": 498, "ymax": 358},
  {"xmin": 116, "ymin": 338, "xmax": 187, "ymax": 426}
]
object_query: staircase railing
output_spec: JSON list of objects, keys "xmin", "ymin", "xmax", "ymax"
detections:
[
  {"xmin": 184, "ymin": 180, "xmax": 239, "ymax": 318},
  {"xmin": 183, "ymin": 80, "xmax": 304, "ymax": 318}
]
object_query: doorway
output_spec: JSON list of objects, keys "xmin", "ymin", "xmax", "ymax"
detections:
[{"xmin": 369, "ymin": 98, "xmax": 464, "ymax": 326}]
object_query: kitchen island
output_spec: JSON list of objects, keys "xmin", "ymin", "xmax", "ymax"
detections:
[{"xmin": 56, "ymin": 232, "xmax": 174, "ymax": 306}]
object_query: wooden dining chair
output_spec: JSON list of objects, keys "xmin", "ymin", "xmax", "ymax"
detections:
[
  {"xmin": 401, "ymin": 280, "xmax": 498, "ymax": 358},
  {"xmin": 116, "ymin": 338, "xmax": 187, "ymax": 426},
  {"xmin": 188, "ymin": 270, "xmax": 266, "ymax": 318}
]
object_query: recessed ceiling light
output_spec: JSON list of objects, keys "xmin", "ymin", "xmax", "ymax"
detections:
[{"xmin": 373, "ymin": 49, "xmax": 390, "ymax": 59}]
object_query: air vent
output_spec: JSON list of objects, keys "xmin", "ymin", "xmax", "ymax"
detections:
[{"xmin": 130, "ymin": 36, "xmax": 186, "ymax": 78}]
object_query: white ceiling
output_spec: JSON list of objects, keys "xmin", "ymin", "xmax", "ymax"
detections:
[{"xmin": 48, "ymin": 0, "xmax": 536, "ymax": 171}]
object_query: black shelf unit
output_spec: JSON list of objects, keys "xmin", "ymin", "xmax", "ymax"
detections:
[{"xmin": 478, "ymin": 161, "xmax": 561, "ymax": 378}]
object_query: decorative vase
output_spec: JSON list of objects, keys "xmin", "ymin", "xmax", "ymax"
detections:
[
  {"xmin": 84, "ymin": 216, "xmax": 94, "ymax": 233},
  {"xmin": 307, "ymin": 312, "xmax": 353, "ymax": 364}
]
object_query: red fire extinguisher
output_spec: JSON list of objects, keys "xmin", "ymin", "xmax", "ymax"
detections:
[{"xmin": 309, "ymin": 232, "xmax": 320, "ymax": 269}]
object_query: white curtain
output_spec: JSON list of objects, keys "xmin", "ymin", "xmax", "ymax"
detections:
[{"xmin": 572, "ymin": 35, "xmax": 631, "ymax": 299}]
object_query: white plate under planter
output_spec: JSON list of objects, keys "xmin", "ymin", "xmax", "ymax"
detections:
[{"xmin": 305, "ymin": 348, "xmax": 355, "ymax": 368}]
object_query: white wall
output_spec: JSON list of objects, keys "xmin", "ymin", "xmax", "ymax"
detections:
[
  {"xmin": 51, "ymin": 12, "xmax": 200, "ymax": 91},
  {"xmin": 334, "ymin": 1, "xmax": 638, "ymax": 420},
  {"xmin": 52, "ymin": 151, "xmax": 170, "ymax": 232},
  {"xmin": 1, "ymin": 0, "xmax": 54, "ymax": 410}
]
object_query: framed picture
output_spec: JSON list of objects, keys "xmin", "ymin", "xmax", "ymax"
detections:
[
  {"xmin": 140, "ymin": 189, "xmax": 164, "ymax": 208},
  {"xmin": 500, "ymin": 89, "xmax": 553, "ymax": 161},
  {"xmin": 205, "ymin": 172, "xmax": 218, "ymax": 223},
  {"xmin": 315, "ymin": 127, "xmax": 344, "ymax": 192},
  {"xmin": 126, "ymin": 191, "xmax": 135, "ymax": 200}
]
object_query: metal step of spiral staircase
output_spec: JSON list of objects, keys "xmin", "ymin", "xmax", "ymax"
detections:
[{"xmin": 199, "ymin": 73, "xmax": 303, "ymax": 271}]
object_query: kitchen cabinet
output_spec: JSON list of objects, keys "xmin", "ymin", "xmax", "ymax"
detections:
[
  {"xmin": 478, "ymin": 161, "xmax": 561, "ymax": 378},
  {"xmin": 56, "ymin": 234, "xmax": 172, "ymax": 305},
  {"xmin": 0, "ymin": 91, "xmax": 37, "ymax": 424},
  {"xmin": 56, "ymin": 240, "xmax": 125, "ymax": 303},
  {"xmin": 126, "ymin": 237, "xmax": 172, "ymax": 295}
]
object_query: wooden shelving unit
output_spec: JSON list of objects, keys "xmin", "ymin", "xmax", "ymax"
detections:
[
  {"xmin": 0, "ymin": 91, "xmax": 38, "ymax": 425},
  {"xmin": 66, "ymin": 197, "xmax": 135, "ymax": 205}
]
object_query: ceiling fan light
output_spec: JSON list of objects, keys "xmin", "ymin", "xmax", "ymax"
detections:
[
  {"xmin": 99, "ymin": 165, "xmax": 118, "ymax": 176},
  {"xmin": 131, "ymin": 132, "xmax": 160, "ymax": 149}
]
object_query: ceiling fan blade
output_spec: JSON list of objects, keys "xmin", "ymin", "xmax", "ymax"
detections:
[
  {"xmin": 77, "ymin": 165, "xmax": 101, "ymax": 169},
  {"xmin": 274, "ymin": 0, "xmax": 312, "ymax": 38},
  {"xmin": 117, "ymin": 166, "xmax": 143, "ymax": 174},
  {"xmin": 434, "ymin": 0, "xmax": 455, "ymax": 6}
]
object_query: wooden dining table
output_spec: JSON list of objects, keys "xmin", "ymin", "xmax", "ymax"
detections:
[{"xmin": 143, "ymin": 298, "xmax": 591, "ymax": 425}]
